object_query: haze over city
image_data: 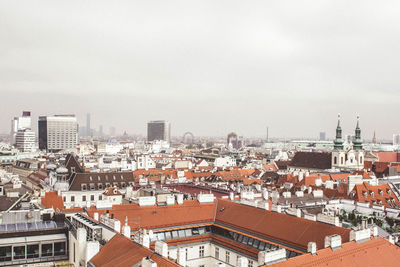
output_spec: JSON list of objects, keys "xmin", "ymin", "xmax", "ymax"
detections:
[{"xmin": 1, "ymin": 0, "xmax": 400, "ymax": 139}]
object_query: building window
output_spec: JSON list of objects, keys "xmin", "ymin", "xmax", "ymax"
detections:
[
  {"xmin": 248, "ymin": 260, "xmax": 254, "ymax": 267},
  {"xmin": 13, "ymin": 246, "xmax": 25, "ymax": 260},
  {"xmin": 199, "ymin": 246, "xmax": 205, "ymax": 258},
  {"xmin": 54, "ymin": 242, "xmax": 66, "ymax": 256},
  {"xmin": 334, "ymin": 156, "xmax": 337, "ymax": 165},
  {"xmin": 99, "ymin": 195, "xmax": 102, "ymax": 200},
  {"xmin": 215, "ymin": 247, "xmax": 219, "ymax": 259},
  {"xmin": 225, "ymin": 251, "xmax": 230, "ymax": 263},
  {"xmin": 27, "ymin": 244, "xmax": 39, "ymax": 258},
  {"xmin": 82, "ymin": 195, "xmax": 86, "ymax": 202},
  {"xmin": 41, "ymin": 244, "xmax": 53, "ymax": 257},
  {"xmin": 0, "ymin": 246, "xmax": 12, "ymax": 261},
  {"xmin": 90, "ymin": 195, "xmax": 95, "ymax": 201},
  {"xmin": 81, "ymin": 184, "xmax": 87, "ymax": 191}
]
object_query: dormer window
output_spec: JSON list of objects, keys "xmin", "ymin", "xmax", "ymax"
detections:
[
  {"xmin": 379, "ymin": 190, "xmax": 383, "ymax": 196},
  {"xmin": 113, "ymin": 175, "xmax": 116, "ymax": 180},
  {"xmin": 113, "ymin": 182, "xmax": 119, "ymax": 187},
  {"xmin": 98, "ymin": 176, "xmax": 101, "ymax": 181},
  {"xmin": 98, "ymin": 183, "xmax": 103, "ymax": 190},
  {"xmin": 90, "ymin": 183, "xmax": 95, "ymax": 190},
  {"xmin": 387, "ymin": 189, "xmax": 392, "ymax": 195},
  {"xmin": 81, "ymin": 184, "xmax": 87, "ymax": 191},
  {"xmin": 120, "ymin": 175, "xmax": 124, "ymax": 180},
  {"xmin": 369, "ymin": 191, "xmax": 374, "ymax": 197},
  {"xmin": 89, "ymin": 176, "xmax": 93, "ymax": 181},
  {"xmin": 362, "ymin": 191, "xmax": 367, "ymax": 197},
  {"xmin": 106, "ymin": 183, "xmax": 111, "ymax": 188},
  {"xmin": 121, "ymin": 182, "xmax": 126, "ymax": 188}
]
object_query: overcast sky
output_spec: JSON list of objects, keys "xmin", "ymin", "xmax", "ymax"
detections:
[{"xmin": 1, "ymin": 0, "xmax": 399, "ymax": 139}]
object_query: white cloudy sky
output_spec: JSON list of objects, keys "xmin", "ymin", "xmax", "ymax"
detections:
[{"xmin": 1, "ymin": 0, "xmax": 399, "ymax": 139}]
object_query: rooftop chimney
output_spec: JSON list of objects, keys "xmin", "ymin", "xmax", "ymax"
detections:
[
  {"xmin": 324, "ymin": 234, "xmax": 342, "ymax": 250},
  {"xmin": 350, "ymin": 228, "xmax": 371, "ymax": 243},
  {"xmin": 141, "ymin": 257, "xmax": 157, "ymax": 267},
  {"xmin": 155, "ymin": 241, "xmax": 168, "ymax": 257},
  {"xmin": 142, "ymin": 234, "xmax": 150, "ymax": 248},
  {"xmin": 176, "ymin": 194, "xmax": 184, "ymax": 205},
  {"xmin": 258, "ymin": 248, "xmax": 286, "ymax": 266},
  {"xmin": 307, "ymin": 242, "xmax": 316, "ymax": 255}
]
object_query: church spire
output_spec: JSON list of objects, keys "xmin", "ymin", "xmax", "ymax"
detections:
[
  {"xmin": 353, "ymin": 116, "xmax": 363, "ymax": 150},
  {"xmin": 333, "ymin": 114, "xmax": 344, "ymax": 150}
]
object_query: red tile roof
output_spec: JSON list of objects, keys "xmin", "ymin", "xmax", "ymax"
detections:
[
  {"xmin": 86, "ymin": 200, "xmax": 216, "ymax": 231},
  {"xmin": 90, "ymin": 234, "xmax": 179, "ymax": 267},
  {"xmin": 351, "ymin": 182, "xmax": 399, "ymax": 208},
  {"xmin": 273, "ymin": 237, "xmax": 400, "ymax": 267},
  {"xmin": 215, "ymin": 199, "xmax": 350, "ymax": 251},
  {"xmin": 41, "ymin": 192, "xmax": 64, "ymax": 211}
]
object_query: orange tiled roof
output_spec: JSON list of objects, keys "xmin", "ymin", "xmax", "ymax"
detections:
[
  {"xmin": 351, "ymin": 182, "xmax": 400, "ymax": 208},
  {"xmin": 41, "ymin": 192, "xmax": 64, "ymax": 211},
  {"xmin": 86, "ymin": 200, "xmax": 216, "ymax": 231},
  {"xmin": 90, "ymin": 233, "xmax": 179, "ymax": 267},
  {"xmin": 272, "ymin": 237, "xmax": 400, "ymax": 267},
  {"xmin": 215, "ymin": 199, "xmax": 350, "ymax": 251}
]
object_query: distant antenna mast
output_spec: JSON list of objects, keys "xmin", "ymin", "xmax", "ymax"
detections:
[{"xmin": 266, "ymin": 126, "xmax": 269, "ymax": 143}]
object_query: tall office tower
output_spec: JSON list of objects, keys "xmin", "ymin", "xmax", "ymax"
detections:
[
  {"xmin": 38, "ymin": 115, "xmax": 79, "ymax": 152},
  {"xmin": 99, "ymin": 125, "xmax": 104, "ymax": 137},
  {"xmin": 86, "ymin": 113, "xmax": 91, "ymax": 136},
  {"xmin": 147, "ymin": 120, "xmax": 171, "ymax": 142},
  {"xmin": 109, "ymin": 126, "xmax": 116, "ymax": 137},
  {"xmin": 394, "ymin": 134, "xmax": 400, "ymax": 146},
  {"xmin": 10, "ymin": 111, "xmax": 32, "ymax": 145},
  {"xmin": 319, "ymin": 132, "xmax": 326, "ymax": 141},
  {"xmin": 15, "ymin": 129, "xmax": 36, "ymax": 152}
]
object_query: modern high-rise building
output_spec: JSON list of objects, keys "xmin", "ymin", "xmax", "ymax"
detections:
[
  {"xmin": 15, "ymin": 129, "xmax": 36, "ymax": 152},
  {"xmin": 147, "ymin": 120, "xmax": 170, "ymax": 142},
  {"xmin": 319, "ymin": 132, "xmax": 326, "ymax": 141},
  {"xmin": 38, "ymin": 115, "xmax": 79, "ymax": 152},
  {"xmin": 10, "ymin": 111, "xmax": 32, "ymax": 145},
  {"xmin": 99, "ymin": 125, "xmax": 104, "ymax": 137},
  {"xmin": 394, "ymin": 134, "xmax": 400, "ymax": 146},
  {"xmin": 86, "ymin": 113, "xmax": 91, "ymax": 137}
]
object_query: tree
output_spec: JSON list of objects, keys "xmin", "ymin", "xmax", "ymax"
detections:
[{"xmin": 386, "ymin": 217, "xmax": 395, "ymax": 228}]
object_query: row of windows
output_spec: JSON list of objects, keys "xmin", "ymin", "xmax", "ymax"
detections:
[
  {"xmin": 151, "ymin": 227, "xmax": 210, "ymax": 242},
  {"xmin": 64, "ymin": 195, "xmax": 102, "ymax": 202},
  {"xmin": 214, "ymin": 246, "xmax": 253, "ymax": 267},
  {"xmin": 81, "ymin": 182, "xmax": 132, "ymax": 191},
  {"xmin": 0, "ymin": 242, "xmax": 66, "ymax": 262},
  {"xmin": 211, "ymin": 226, "xmax": 300, "ymax": 259}
]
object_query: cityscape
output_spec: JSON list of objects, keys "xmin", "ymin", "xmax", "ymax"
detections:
[{"xmin": 2, "ymin": 1, "xmax": 400, "ymax": 267}]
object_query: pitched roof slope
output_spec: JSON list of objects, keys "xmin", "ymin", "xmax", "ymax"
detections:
[
  {"xmin": 215, "ymin": 199, "xmax": 350, "ymax": 251},
  {"xmin": 90, "ymin": 234, "xmax": 152, "ymax": 267},
  {"xmin": 272, "ymin": 237, "xmax": 400, "ymax": 267},
  {"xmin": 289, "ymin": 152, "xmax": 332, "ymax": 170},
  {"xmin": 41, "ymin": 192, "xmax": 64, "ymax": 211},
  {"xmin": 87, "ymin": 200, "xmax": 216, "ymax": 230}
]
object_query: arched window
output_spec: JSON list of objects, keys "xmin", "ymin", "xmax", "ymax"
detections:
[
  {"xmin": 360, "ymin": 156, "xmax": 363, "ymax": 164},
  {"xmin": 334, "ymin": 156, "xmax": 337, "ymax": 165},
  {"xmin": 341, "ymin": 157, "xmax": 344, "ymax": 165}
]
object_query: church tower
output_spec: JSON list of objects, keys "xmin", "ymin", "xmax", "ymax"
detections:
[
  {"xmin": 332, "ymin": 114, "xmax": 345, "ymax": 168},
  {"xmin": 353, "ymin": 116, "xmax": 364, "ymax": 169}
]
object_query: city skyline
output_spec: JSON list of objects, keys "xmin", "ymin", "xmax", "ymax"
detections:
[{"xmin": 1, "ymin": 1, "xmax": 400, "ymax": 138}]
